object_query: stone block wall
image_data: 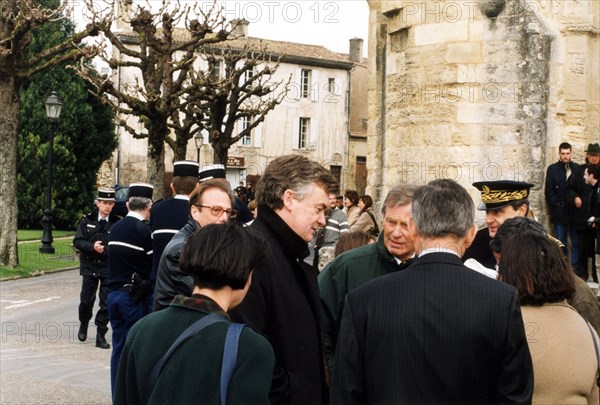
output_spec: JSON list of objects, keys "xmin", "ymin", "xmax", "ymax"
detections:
[{"xmin": 367, "ymin": 0, "xmax": 599, "ymax": 224}]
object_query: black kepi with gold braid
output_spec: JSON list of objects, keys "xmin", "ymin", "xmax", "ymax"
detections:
[{"xmin": 472, "ymin": 180, "xmax": 534, "ymax": 211}]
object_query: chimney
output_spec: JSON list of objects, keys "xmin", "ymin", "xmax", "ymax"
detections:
[
  {"xmin": 231, "ymin": 18, "xmax": 249, "ymax": 38},
  {"xmin": 349, "ymin": 38, "xmax": 364, "ymax": 63}
]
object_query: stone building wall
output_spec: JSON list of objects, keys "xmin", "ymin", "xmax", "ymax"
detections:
[{"xmin": 367, "ymin": 0, "xmax": 599, "ymax": 224}]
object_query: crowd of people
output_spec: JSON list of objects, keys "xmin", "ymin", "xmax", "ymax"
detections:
[{"xmin": 73, "ymin": 149, "xmax": 600, "ymax": 404}]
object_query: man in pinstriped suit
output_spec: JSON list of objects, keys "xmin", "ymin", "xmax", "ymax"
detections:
[{"xmin": 331, "ymin": 179, "xmax": 533, "ymax": 404}]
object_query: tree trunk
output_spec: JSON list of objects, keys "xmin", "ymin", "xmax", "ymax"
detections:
[
  {"xmin": 0, "ymin": 75, "xmax": 21, "ymax": 267},
  {"xmin": 147, "ymin": 126, "xmax": 167, "ymax": 200},
  {"xmin": 212, "ymin": 138, "xmax": 229, "ymax": 166}
]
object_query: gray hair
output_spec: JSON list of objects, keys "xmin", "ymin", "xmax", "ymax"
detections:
[
  {"xmin": 381, "ymin": 184, "xmax": 419, "ymax": 216},
  {"xmin": 128, "ymin": 197, "xmax": 152, "ymax": 212},
  {"xmin": 256, "ymin": 155, "xmax": 339, "ymax": 210},
  {"xmin": 412, "ymin": 179, "xmax": 474, "ymax": 238}
]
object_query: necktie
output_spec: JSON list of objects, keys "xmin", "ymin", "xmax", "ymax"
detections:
[
  {"xmin": 565, "ymin": 163, "xmax": 571, "ymax": 180},
  {"xmin": 98, "ymin": 218, "xmax": 107, "ymax": 231}
]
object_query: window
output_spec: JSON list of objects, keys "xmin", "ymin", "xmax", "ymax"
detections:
[
  {"xmin": 240, "ymin": 116, "xmax": 252, "ymax": 146},
  {"xmin": 244, "ymin": 66, "xmax": 254, "ymax": 83},
  {"xmin": 328, "ymin": 78, "xmax": 336, "ymax": 93},
  {"xmin": 298, "ymin": 117, "xmax": 310, "ymax": 149},
  {"xmin": 210, "ymin": 59, "xmax": 222, "ymax": 79},
  {"xmin": 301, "ymin": 69, "xmax": 311, "ymax": 98},
  {"xmin": 330, "ymin": 165, "xmax": 341, "ymax": 185}
]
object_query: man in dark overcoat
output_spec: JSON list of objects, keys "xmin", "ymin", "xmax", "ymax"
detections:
[
  {"xmin": 230, "ymin": 154, "xmax": 339, "ymax": 404},
  {"xmin": 331, "ymin": 179, "xmax": 533, "ymax": 404}
]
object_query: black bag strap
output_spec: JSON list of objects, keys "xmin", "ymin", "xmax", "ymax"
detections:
[
  {"xmin": 366, "ymin": 211, "xmax": 379, "ymax": 233},
  {"xmin": 585, "ymin": 321, "xmax": 600, "ymax": 387},
  {"xmin": 145, "ymin": 313, "xmax": 234, "ymax": 404}
]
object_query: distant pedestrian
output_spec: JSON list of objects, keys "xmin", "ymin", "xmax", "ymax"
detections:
[
  {"xmin": 333, "ymin": 231, "xmax": 375, "ymax": 258},
  {"xmin": 73, "ymin": 187, "xmax": 119, "ymax": 349},
  {"xmin": 312, "ymin": 192, "xmax": 349, "ymax": 270},
  {"xmin": 349, "ymin": 194, "xmax": 378, "ymax": 237},
  {"xmin": 331, "ymin": 179, "xmax": 533, "ymax": 404},
  {"xmin": 545, "ymin": 142, "xmax": 581, "ymax": 267},
  {"xmin": 343, "ymin": 190, "xmax": 360, "ymax": 228},
  {"xmin": 107, "ymin": 182, "xmax": 154, "ymax": 394},
  {"xmin": 114, "ymin": 224, "xmax": 275, "ymax": 405}
]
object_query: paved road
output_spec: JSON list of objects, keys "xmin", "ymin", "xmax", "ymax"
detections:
[{"xmin": 0, "ymin": 270, "xmax": 112, "ymax": 404}]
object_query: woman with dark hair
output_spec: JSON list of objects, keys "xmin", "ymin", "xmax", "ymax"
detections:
[
  {"xmin": 334, "ymin": 231, "xmax": 375, "ymax": 258},
  {"xmin": 350, "ymin": 195, "xmax": 379, "ymax": 237},
  {"xmin": 343, "ymin": 190, "xmax": 361, "ymax": 228},
  {"xmin": 498, "ymin": 231, "xmax": 599, "ymax": 404},
  {"xmin": 114, "ymin": 224, "xmax": 275, "ymax": 404}
]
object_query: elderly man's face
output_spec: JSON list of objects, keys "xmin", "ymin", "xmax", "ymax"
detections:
[
  {"xmin": 382, "ymin": 203, "xmax": 414, "ymax": 260},
  {"xmin": 588, "ymin": 153, "xmax": 600, "ymax": 165}
]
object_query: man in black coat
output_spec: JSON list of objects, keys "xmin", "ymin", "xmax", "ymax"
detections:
[
  {"xmin": 230, "ymin": 155, "xmax": 339, "ymax": 404},
  {"xmin": 545, "ymin": 142, "xmax": 581, "ymax": 267},
  {"xmin": 73, "ymin": 187, "xmax": 119, "ymax": 349},
  {"xmin": 331, "ymin": 179, "xmax": 533, "ymax": 404}
]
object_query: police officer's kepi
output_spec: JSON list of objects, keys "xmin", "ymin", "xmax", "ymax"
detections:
[
  {"xmin": 128, "ymin": 183, "xmax": 154, "ymax": 200},
  {"xmin": 472, "ymin": 180, "xmax": 534, "ymax": 211},
  {"xmin": 198, "ymin": 164, "xmax": 226, "ymax": 182},
  {"xmin": 97, "ymin": 187, "xmax": 115, "ymax": 202},
  {"xmin": 173, "ymin": 160, "xmax": 199, "ymax": 177}
]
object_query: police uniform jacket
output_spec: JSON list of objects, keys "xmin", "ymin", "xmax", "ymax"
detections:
[
  {"xmin": 108, "ymin": 214, "xmax": 153, "ymax": 293},
  {"xmin": 152, "ymin": 218, "xmax": 199, "ymax": 311},
  {"xmin": 114, "ymin": 295, "xmax": 275, "ymax": 405},
  {"xmin": 150, "ymin": 196, "xmax": 189, "ymax": 281},
  {"xmin": 229, "ymin": 205, "xmax": 328, "ymax": 404},
  {"xmin": 318, "ymin": 235, "xmax": 413, "ymax": 372},
  {"xmin": 73, "ymin": 210, "xmax": 119, "ymax": 277}
]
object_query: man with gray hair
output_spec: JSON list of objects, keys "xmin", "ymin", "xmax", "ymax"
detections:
[
  {"xmin": 319, "ymin": 184, "xmax": 417, "ymax": 372},
  {"xmin": 230, "ymin": 154, "xmax": 338, "ymax": 404},
  {"xmin": 331, "ymin": 179, "xmax": 533, "ymax": 404}
]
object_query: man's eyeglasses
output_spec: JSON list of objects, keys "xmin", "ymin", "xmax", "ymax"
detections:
[{"xmin": 195, "ymin": 205, "xmax": 237, "ymax": 219}]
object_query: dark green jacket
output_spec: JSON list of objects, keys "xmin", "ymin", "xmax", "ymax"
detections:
[
  {"xmin": 318, "ymin": 236, "xmax": 413, "ymax": 372},
  {"xmin": 114, "ymin": 295, "xmax": 275, "ymax": 405}
]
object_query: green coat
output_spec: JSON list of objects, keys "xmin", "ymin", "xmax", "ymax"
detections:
[
  {"xmin": 318, "ymin": 236, "xmax": 413, "ymax": 372},
  {"xmin": 114, "ymin": 295, "xmax": 275, "ymax": 405}
]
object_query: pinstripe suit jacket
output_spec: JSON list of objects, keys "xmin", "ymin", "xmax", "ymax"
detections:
[{"xmin": 331, "ymin": 252, "xmax": 533, "ymax": 405}]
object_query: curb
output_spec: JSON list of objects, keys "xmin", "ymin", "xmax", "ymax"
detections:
[{"xmin": 0, "ymin": 266, "xmax": 79, "ymax": 282}]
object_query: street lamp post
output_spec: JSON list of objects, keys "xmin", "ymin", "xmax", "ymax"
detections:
[
  {"xmin": 39, "ymin": 92, "xmax": 62, "ymax": 254},
  {"xmin": 194, "ymin": 133, "xmax": 204, "ymax": 165}
]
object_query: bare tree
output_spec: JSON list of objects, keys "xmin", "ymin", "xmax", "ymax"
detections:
[
  {"xmin": 195, "ymin": 42, "xmax": 290, "ymax": 165},
  {"xmin": 75, "ymin": 0, "xmax": 231, "ymax": 198},
  {"xmin": 0, "ymin": 0, "xmax": 105, "ymax": 267}
]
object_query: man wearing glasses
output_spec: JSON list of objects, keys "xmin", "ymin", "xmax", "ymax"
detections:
[{"xmin": 152, "ymin": 178, "xmax": 235, "ymax": 311}]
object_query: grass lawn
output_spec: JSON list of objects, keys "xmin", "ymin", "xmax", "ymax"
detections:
[{"xmin": 0, "ymin": 230, "xmax": 78, "ymax": 280}]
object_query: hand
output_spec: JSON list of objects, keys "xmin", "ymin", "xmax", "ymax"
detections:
[
  {"xmin": 574, "ymin": 197, "xmax": 582, "ymax": 208},
  {"xmin": 588, "ymin": 216, "xmax": 596, "ymax": 223},
  {"xmin": 93, "ymin": 241, "xmax": 104, "ymax": 254}
]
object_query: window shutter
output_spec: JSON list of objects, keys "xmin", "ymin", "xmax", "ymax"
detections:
[
  {"xmin": 292, "ymin": 116, "xmax": 300, "ymax": 149},
  {"xmin": 309, "ymin": 117, "xmax": 318, "ymax": 150},
  {"xmin": 311, "ymin": 70, "xmax": 320, "ymax": 102}
]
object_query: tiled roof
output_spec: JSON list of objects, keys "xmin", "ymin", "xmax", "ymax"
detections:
[{"xmin": 117, "ymin": 28, "xmax": 355, "ymax": 70}]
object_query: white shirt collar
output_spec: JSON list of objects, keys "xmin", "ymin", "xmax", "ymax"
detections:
[
  {"xmin": 419, "ymin": 247, "xmax": 460, "ymax": 258},
  {"xmin": 174, "ymin": 194, "xmax": 190, "ymax": 201},
  {"xmin": 127, "ymin": 211, "xmax": 145, "ymax": 221}
]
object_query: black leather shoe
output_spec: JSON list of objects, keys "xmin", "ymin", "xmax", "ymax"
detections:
[
  {"xmin": 96, "ymin": 334, "xmax": 110, "ymax": 349},
  {"xmin": 78, "ymin": 323, "xmax": 88, "ymax": 342}
]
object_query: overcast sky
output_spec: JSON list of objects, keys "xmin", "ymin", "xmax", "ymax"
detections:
[{"xmin": 71, "ymin": 0, "xmax": 369, "ymax": 57}]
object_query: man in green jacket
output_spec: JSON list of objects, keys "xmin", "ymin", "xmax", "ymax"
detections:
[{"xmin": 319, "ymin": 184, "xmax": 417, "ymax": 372}]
